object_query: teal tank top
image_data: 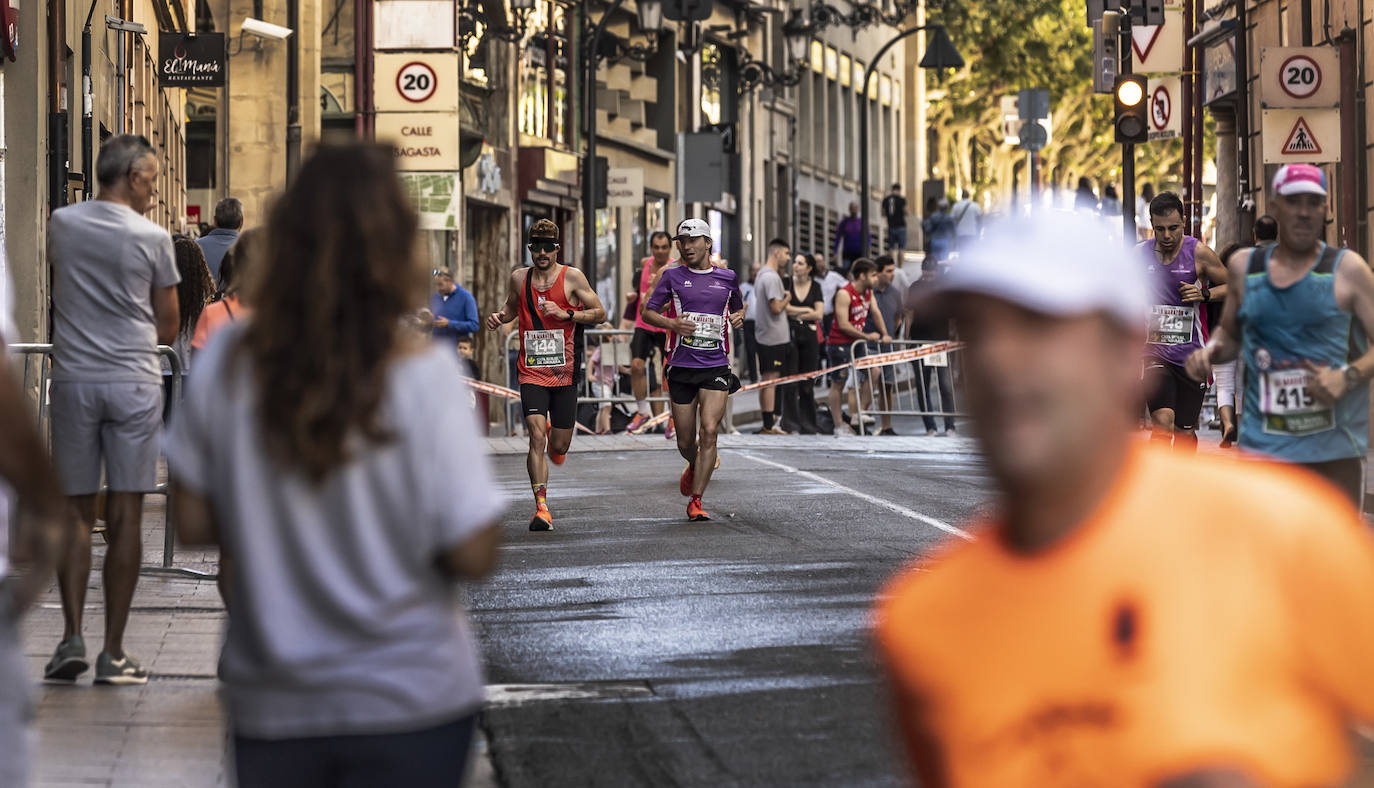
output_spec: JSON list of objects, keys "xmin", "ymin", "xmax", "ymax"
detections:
[{"xmin": 1238, "ymin": 243, "xmax": 1368, "ymax": 462}]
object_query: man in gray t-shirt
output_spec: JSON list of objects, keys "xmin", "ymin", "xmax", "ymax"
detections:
[
  {"xmin": 869, "ymin": 255, "xmax": 907, "ymax": 435},
  {"xmin": 43, "ymin": 135, "xmax": 180, "ymax": 688},
  {"xmin": 753, "ymin": 238, "xmax": 799, "ymax": 433}
]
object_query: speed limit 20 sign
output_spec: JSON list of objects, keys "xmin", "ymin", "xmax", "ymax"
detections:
[
  {"xmin": 397, "ymin": 62, "xmax": 437, "ymax": 103},
  {"xmin": 1261, "ymin": 47, "xmax": 1339, "ymax": 108},
  {"xmin": 374, "ymin": 52, "xmax": 459, "ymax": 113}
]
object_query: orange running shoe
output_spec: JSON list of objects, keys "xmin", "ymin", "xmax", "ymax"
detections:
[
  {"xmin": 687, "ymin": 496, "xmax": 710, "ymax": 522},
  {"xmin": 680, "ymin": 462, "xmax": 695, "ymax": 497},
  {"xmin": 529, "ymin": 504, "xmax": 554, "ymax": 531},
  {"xmin": 547, "ymin": 443, "xmax": 566, "ymax": 466},
  {"xmin": 627, "ymin": 413, "xmax": 648, "ymax": 434}
]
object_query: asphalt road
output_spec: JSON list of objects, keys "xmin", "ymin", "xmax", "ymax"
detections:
[{"xmin": 471, "ymin": 435, "xmax": 991, "ymax": 787}]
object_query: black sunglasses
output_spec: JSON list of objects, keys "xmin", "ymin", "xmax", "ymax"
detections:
[
  {"xmin": 528, "ymin": 241, "xmax": 559, "ymax": 253},
  {"xmin": 432, "ymin": 269, "xmax": 451, "ymax": 277}
]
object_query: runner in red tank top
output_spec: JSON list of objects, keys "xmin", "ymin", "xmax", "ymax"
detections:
[{"xmin": 486, "ymin": 219, "xmax": 606, "ymax": 531}]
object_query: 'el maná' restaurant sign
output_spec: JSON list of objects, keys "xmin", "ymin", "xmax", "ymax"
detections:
[{"xmin": 158, "ymin": 33, "xmax": 226, "ymax": 87}]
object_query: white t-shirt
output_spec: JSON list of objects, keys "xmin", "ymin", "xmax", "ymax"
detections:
[
  {"xmin": 820, "ymin": 271, "xmax": 847, "ymax": 316},
  {"xmin": 166, "ymin": 324, "xmax": 505, "ymax": 738}
]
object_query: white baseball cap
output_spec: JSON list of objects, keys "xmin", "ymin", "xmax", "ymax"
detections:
[
  {"xmin": 675, "ymin": 218, "xmax": 711, "ymax": 240},
  {"xmin": 926, "ymin": 211, "xmax": 1148, "ymax": 330}
]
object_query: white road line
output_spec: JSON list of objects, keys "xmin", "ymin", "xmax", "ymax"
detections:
[{"xmin": 733, "ymin": 451, "xmax": 974, "ymax": 541}]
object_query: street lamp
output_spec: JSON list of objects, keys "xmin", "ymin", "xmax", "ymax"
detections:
[
  {"xmin": 582, "ymin": 1, "xmax": 664, "ymax": 286},
  {"xmin": 858, "ymin": 24, "xmax": 964, "ymax": 254},
  {"xmin": 738, "ymin": 12, "xmax": 812, "ymax": 92}
]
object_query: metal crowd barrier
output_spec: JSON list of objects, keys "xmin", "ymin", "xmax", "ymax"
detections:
[
  {"xmin": 9, "ymin": 343, "xmax": 214, "ymax": 580},
  {"xmin": 849, "ymin": 339, "xmax": 964, "ymax": 435},
  {"xmin": 501, "ymin": 328, "xmax": 672, "ymax": 434}
]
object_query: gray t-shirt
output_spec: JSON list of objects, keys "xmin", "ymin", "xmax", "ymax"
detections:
[
  {"xmin": 50, "ymin": 201, "xmax": 179, "ymax": 383},
  {"xmin": 871, "ymin": 282, "xmax": 904, "ymax": 337},
  {"xmin": 165, "ymin": 324, "xmax": 505, "ymax": 739},
  {"xmin": 753, "ymin": 266, "xmax": 790, "ymax": 346}
]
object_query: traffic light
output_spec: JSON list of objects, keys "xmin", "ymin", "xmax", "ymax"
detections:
[{"xmin": 1113, "ymin": 74, "xmax": 1148, "ymax": 144}]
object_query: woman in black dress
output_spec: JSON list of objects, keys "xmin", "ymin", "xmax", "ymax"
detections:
[{"xmin": 786, "ymin": 253, "xmax": 825, "ymax": 434}]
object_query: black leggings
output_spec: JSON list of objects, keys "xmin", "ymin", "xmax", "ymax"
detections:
[
  {"xmin": 234, "ymin": 713, "xmax": 477, "ymax": 788},
  {"xmin": 791, "ymin": 326, "xmax": 821, "ymax": 432}
]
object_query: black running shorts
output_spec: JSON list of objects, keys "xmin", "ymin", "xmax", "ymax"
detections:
[
  {"xmin": 520, "ymin": 384, "xmax": 578, "ymax": 430},
  {"xmin": 1144, "ymin": 359, "xmax": 1206, "ymax": 430},
  {"xmin": 630, "ymin": 328, "xmax": 667, "ymax": 362},
  {"xmin": 667, "ymin": 365, "xmax": 741, "ymax": 405}
]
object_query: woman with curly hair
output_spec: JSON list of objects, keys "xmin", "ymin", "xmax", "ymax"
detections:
[
  {"xmin": 166, "ymin": 144, "xmax": 503, "ymax": 787},
  {"xmin": 162, "ymin": 239, "xmax": 214, "ymax": 419}
]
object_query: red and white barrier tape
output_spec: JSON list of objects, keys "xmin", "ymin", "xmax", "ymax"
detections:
[{"xmin": 629, "ymin": 341, "xmax": 965, "ymax": 433}]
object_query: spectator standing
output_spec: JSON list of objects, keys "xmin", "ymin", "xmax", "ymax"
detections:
[
  {"xmin": 1073, "ymin": 176, "xmax": 1098, "ymax": 213},
  {"xmin": 881, "ymin": 184, "xmax": 908, "ymax": 252},
  {"xmin": 923, "ymin": 200, "xmax": 956, "ymax": 263},
  {"xmin": 192, "ymin": 227, "xmax": 263, "ymax": 357},
  {"xmin": 429, "ymin": 268, "xmax": 480, "ymax": 347},
  {"xmin": 870, "ymin": 255, "xmax": 907, "ymax": 436},
  {"xmin": 949, "ymin": 190, "xmax": 982, "ymax": 250},
  {"xmin": 787, "ymin": 254, "xmax": 824, "ymax": 434},
  {"xmin": 164, "ymin": 238, "xmax": 215, "ymax": 418},
  {"xmin": 833, "ymin": 201, "xmax": 865, "ymax": 275},
  {"xmin": 905, "ymin": 262, "xmax": 958, "ymax": 435},
  {"xmin": 196, "ymin": 196, "xmax": 242, "ymax": 286},
  {"xmin": 167, "ymin": 144, "xmax": 504, "ymax": 786},
  {"xmin": 741, "ymin": 263, "xmax": 760, "ymax": 384},
  {"xmin": 1136, "ymin": 182, "xmax": 1156, "ymax": 240},
  {"xmin": 44, "ymin": 134, "xmax": 180, "ymax": 685},
  {"xmin": 1099, "ymin": 184, "xmax": 1122, "ymax": 217},
  {"xmin": 815, "ymin": 253, "xmax": 848, "ymax": 343},
  {"xmin": 754, "ymin": 239, "xmax": 798, "ymax": 434}
]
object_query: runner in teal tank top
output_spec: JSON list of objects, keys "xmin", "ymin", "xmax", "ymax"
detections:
[{"xmin": 1186, "ymin": 164, "xmax": 1374, "ymax": 507}]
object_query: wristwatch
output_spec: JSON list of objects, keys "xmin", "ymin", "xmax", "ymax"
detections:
[
  {"xmin": 1343, "ymin": 364, "xmax": 1362, "ymax": 386},
  {"xmin": 1200, "ymin": 287, "xmax": 1211, "ymax": 303}
]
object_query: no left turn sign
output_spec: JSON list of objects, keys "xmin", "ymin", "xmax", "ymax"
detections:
[
  {"xmin": 397, "ymin": 61, "xmax": 438, "ymax": 104},
  {"xmin": 1279, "ymin": 54, "xmax": 1322, "ymax": 100}
]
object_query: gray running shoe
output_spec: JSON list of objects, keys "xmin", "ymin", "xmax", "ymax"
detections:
[
  {"xmin": 44, "ymin": 635, "xmax": 90, "ymax": 682},
  {"xmin": 94, "ymin": 652, "xmax": 149, "ymax": 685}
]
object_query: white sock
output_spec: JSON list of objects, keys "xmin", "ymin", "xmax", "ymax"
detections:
[{"xmin": 636, "ymin": 400, "xmax": 650, "ymax": 417}]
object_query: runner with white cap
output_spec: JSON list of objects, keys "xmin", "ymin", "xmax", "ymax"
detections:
[
  {"xmin": 642, "ymin": 218, "xmax": 746, "ymax": 521},
  {"xmin": 876, "ymin": 209, "xmax": 1374, "ymax": 786},
  {"xmin": 1186, "ymin": 163, "xmax": 1374, "ymax": 506}
]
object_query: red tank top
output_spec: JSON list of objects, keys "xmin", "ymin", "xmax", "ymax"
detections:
[
  {"xmin": 827, "ymin": 282, "xmax": 871, "ymax": 344},
  {"xmin": 516, "ymin": 266, "xmax": 578, "ymax": 387}
]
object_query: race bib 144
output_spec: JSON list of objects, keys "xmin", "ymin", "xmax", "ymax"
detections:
[{"xmin": 524, "ymin": 329, "xmax": 566, "ymax": 368}]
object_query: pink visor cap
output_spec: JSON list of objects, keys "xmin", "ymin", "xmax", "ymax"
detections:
[{"xmin": 1273, "ymin": 164, "xmax": 1328, "ymax": 197}]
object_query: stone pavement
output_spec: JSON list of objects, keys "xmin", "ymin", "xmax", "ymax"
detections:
[{"xmin": 16, "ymin": 485, "xmax": 498, "ymax": 788}]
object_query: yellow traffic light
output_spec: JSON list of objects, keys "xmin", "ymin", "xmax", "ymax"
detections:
[{"xmin": 1116, "ymin": 79, "xmax": 1144, "ymax": 107}]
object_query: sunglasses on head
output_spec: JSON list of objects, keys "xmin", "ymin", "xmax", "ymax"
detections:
[{"xmin": 528, "ymin": 241, "xmax": 558, "ymax": 253}]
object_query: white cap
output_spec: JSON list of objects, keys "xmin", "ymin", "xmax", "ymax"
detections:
[
  {"xmin": 675, "ymin": 218, "xmax": 711, "ymax": 240},
  {"xmin": 930, "ymin": 211, "xmax": 1148, "ymax": 330}
]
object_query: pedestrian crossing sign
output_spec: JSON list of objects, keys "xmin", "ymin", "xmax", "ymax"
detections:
[
  {"xmin": 1281, "ymin": 118, "xmax": 1321, "ymax": 154},
  {"xmin": 1262, "ymin": 108, "xmax": 1341, "ymax": 164}
]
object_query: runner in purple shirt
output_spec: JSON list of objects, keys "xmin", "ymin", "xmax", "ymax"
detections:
[{"xmin": 643, "ymin": 218, "xmax": 746, "ymax": 522}]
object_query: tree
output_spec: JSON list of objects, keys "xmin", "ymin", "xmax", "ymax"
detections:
[{"xmin": 926, "ymin": 0, "xmax": 1213, "ymax": 211}]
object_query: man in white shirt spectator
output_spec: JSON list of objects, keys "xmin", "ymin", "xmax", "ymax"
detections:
[{"xmin": 950, "ymin": 190, "xmax": 982, "ymax": 250}]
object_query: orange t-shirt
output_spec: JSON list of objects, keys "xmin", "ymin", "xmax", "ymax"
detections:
[
  {"xmin": 874, "ymin": 444, "xmax": 1374, "ymax": 788},
  {"xmin": 191, "ymin": 296, "xmax": 248, "ymax": 351}
]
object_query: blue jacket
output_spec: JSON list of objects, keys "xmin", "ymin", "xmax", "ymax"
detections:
[
  {"xmin": 430, "ymin": 285, "xmax": 480, "ymax": 344},
  {"xmin": 196, "ymin": 228, "xmax": 239, "ymax": 286}
]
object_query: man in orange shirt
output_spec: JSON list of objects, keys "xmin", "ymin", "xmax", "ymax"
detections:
[{"xmin": 873, "ymin": 211, "xmax": 1374, "ymax": 788}]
